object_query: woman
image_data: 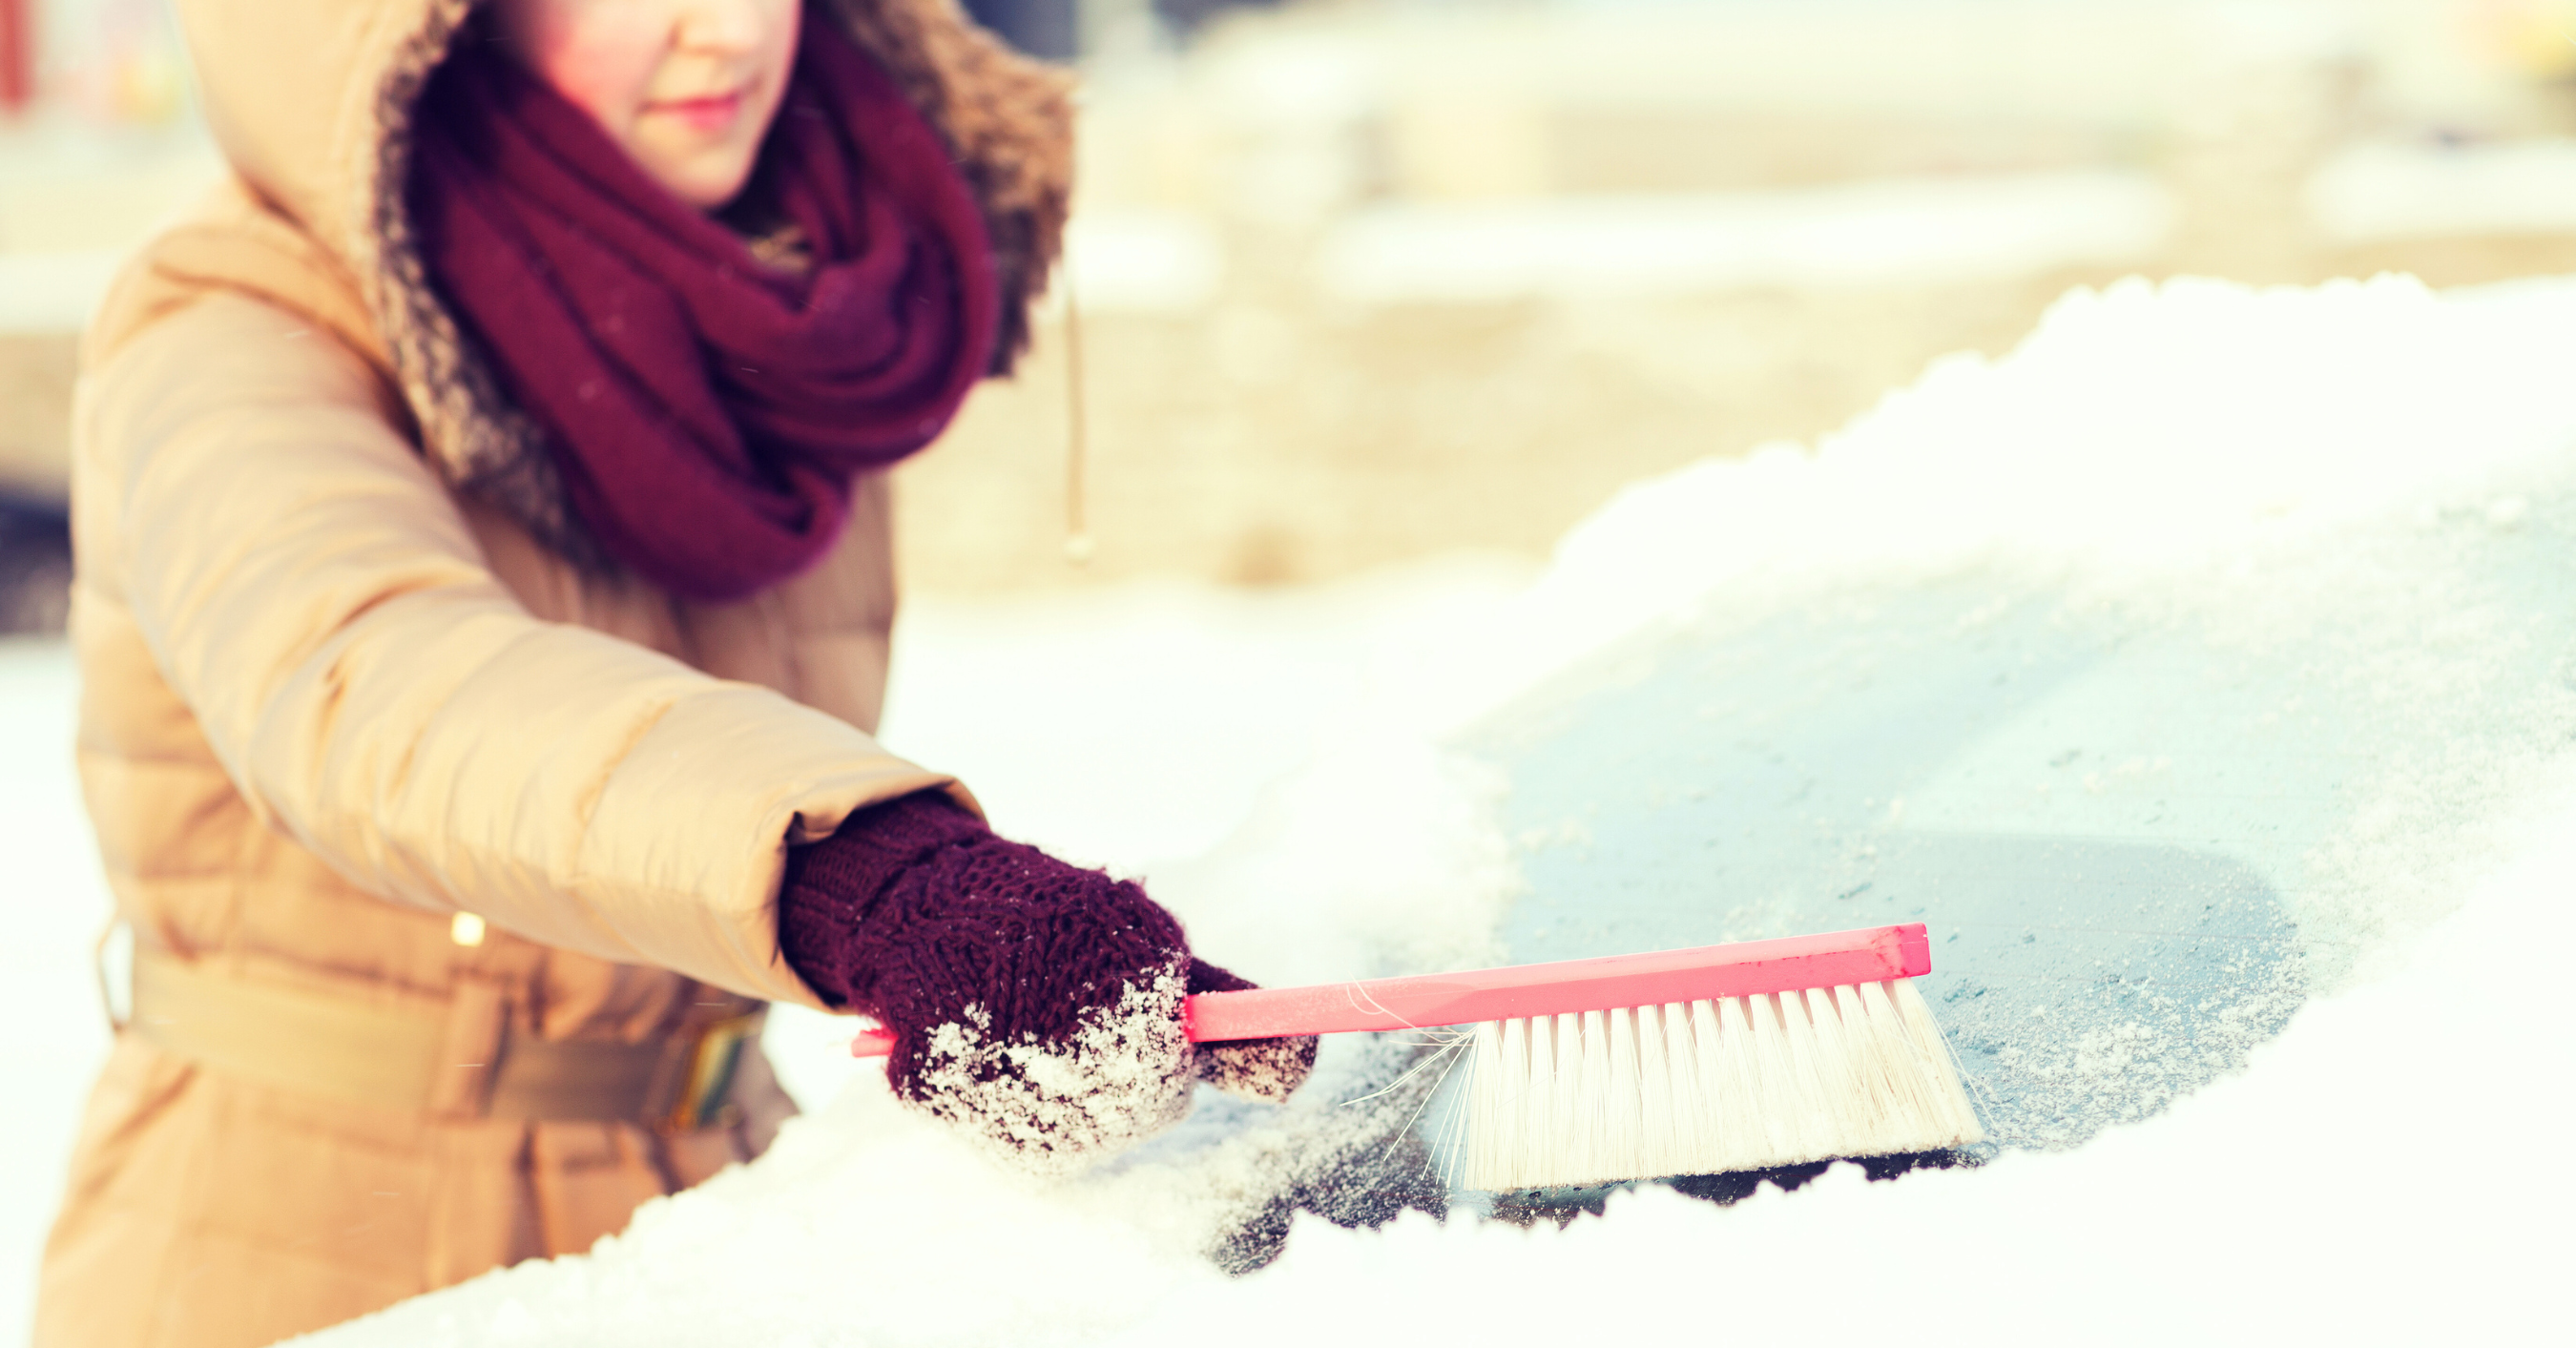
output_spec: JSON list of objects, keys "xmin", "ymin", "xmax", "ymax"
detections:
[{"xmin": 36, "ymin": 2, "xmax": 1311, "ymax": 1345}]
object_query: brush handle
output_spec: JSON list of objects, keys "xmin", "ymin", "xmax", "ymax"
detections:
[{"xmin": 846, "ymin": 923, "xmax": 1931, "ymax": 1057}]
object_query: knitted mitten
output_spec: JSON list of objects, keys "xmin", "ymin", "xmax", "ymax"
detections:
[{"xmin": 779, "ymin": 792, "xmax": 1317, "ymax": 1174}]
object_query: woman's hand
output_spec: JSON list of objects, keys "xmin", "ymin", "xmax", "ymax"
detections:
[{"xmin": 779, "ymin": 792, "xmax": 1315, "ymax": 1174}]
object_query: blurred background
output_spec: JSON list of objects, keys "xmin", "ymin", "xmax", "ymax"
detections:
[{"xmin": 6, "ymin": 0, "xmax": 2576, "ymax": 612}]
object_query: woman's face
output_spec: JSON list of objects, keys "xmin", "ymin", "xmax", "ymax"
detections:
[{"xmin": 489, "ymin": 0, "xmax": 801, "ymax": 210}]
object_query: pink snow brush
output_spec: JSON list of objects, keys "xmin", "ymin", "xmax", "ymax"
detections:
[{"xmin": 850, "ymin": 922, "xmax": 1983, "ymax": 1190}]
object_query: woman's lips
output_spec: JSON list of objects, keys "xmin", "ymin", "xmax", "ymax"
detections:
[{"xmin": 647, "ymin": 88, "xmax": 747, "ymax": 133}]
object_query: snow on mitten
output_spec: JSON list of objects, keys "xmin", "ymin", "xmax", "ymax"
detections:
[
  {"xmin": 779, "ymin": 792, "xmax": 1303, "ymax": 1174},
  {"xmin": 1186, "ymin": 957, "xmax": 1319, "ymax": 1104}
]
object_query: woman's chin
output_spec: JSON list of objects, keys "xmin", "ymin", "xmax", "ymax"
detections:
[{"xmin": 643, "ymin": 153, "xmax": 760, "ymax": 212}]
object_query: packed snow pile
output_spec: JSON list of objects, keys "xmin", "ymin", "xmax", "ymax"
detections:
[{"xmin": 301, "ymin": 275, "xmax": 2576, "ymax": 1346}]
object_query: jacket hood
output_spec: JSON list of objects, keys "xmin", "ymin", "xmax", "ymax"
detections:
[{"xmin": 171, "ymin": 0, "xmax": 1071, "ymax": 559}]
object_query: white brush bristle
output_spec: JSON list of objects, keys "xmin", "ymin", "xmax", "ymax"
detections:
[{"xmin": 1456, "ymin": 978, "xmax": 1982, "ymax": 1191}]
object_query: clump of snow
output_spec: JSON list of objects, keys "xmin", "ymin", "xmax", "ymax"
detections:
[{"xmin": 297, "ymin": 272, "xmax": 2576, "ymax": 1344}]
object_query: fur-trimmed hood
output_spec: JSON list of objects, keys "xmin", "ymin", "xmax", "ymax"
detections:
[{"xmin": 160, "ymin": 0, "xmax": 1070, "ymax": 555}]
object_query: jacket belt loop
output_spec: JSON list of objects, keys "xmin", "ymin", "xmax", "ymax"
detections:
[{"xmin": 427, "ymin": 976, "xmax": 509, "ymax": 1120}]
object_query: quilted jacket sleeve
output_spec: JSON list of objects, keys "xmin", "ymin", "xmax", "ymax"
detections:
[{"xmin": 75, "ymin": 289, "xmax": 953, "ymax": 1007}]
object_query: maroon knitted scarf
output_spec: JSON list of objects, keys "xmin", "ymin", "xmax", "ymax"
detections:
[{"xmin": 410, "ymin": 10, "xmax": 998, "ymax": 601}]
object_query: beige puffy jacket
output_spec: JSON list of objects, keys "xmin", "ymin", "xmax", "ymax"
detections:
[{"xmin": 35, "ymin": 3, "xmax": 1068, "ymax": 1345}]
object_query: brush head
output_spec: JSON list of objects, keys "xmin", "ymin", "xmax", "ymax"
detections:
[{"xmin": 1452, "ymin": 977, "xmax": 1982, "ymax": 1192}]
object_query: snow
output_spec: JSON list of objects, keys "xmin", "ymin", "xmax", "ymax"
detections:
[
  {"xmin": 301, "ymin": 271, "xmax": 2572, "ymax": 1345},
  {"xmin": 1452, "ymin": 273, "xmax": 2576, "ymax": 1152},
  {"xmin": 10, "ymin": 271, "xmax": 2573, "ymax": 1343},
  {"xmin": 1061, "ymin": 214, "xmax": 1228, "ymax": 314},
  {"xmin": 0, "ymin": 640, "xmax": 114, "ymax": 1347},
  {"xmin": 0, "ymin": 251, "xmax": 127, "ymax": 335},
  {"xmin": 2308, "ymin": 138, "xmax": 2576, "ymax": 244},
  {"xmin": 290, "ymin": 272, "xmax": 2575, "ymax": 1343},
  {"xmin": 904, "ymin": 963, "xmax": 1203, "ymax": 1178},
  {"xmin": 1156, "ymin": 798, "xmax": 2576, "ymax": 1345},
  {"xmin": 1316, "ymin": 171, "xmax": 2176, "ymax": 302}
]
